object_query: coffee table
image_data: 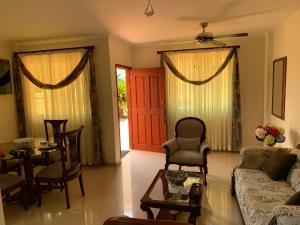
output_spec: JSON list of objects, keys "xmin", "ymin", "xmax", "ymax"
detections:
[{"xmin": 140, "ymin": 169, "xmax": 204, "ymax": 225}]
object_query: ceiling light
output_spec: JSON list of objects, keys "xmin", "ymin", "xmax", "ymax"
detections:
[{"xmin": 144, "ymin": 0, "xmax": 154, "ymax": 17}]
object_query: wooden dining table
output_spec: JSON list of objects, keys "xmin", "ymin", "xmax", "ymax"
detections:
[{"xmin": 0, "ymin": 139, "xmax": 58, "ymax": 203}]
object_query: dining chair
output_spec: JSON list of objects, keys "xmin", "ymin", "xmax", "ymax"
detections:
[
  {"xmin": 0, "ymin": 174, "xmax": 27, "ymax": 210},
  {"xmin": 35, "ymin": 126, "xmax": 85, "ymax": 209},
  {"xmin": 0, "ymin": 159, "xmax": 22, "ymax": 175},
  {"xmin": 163, "ymin": 117, "xmax": 211, "ymax": 185},
  {"xmin": 32, "ymin": 119, "xmax": 68, "ymax": 166},
  {"xmin": 44, "ymin": 119, "xmax": 68, "ymax": 144},
  {"xmin": 0, "ymin": 144, "xmax": 22, "ymax": 175}
]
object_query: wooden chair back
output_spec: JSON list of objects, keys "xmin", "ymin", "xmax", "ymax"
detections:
[
  {"xmin": 59, "ymin": 126, "xmax": 84, "ymax": 176},
  {"xmin": 44, "ymin": 119, "xmax": 68, "ymax": 143}
]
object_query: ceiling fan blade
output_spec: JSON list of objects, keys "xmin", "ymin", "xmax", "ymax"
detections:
[
  {"xmin": 211, "ymin": 40, "xmax": 226, "ymax": 47},
  {"xmin": 176, "ymin": 8, "xmax": 279, "ymax": 22},
  {"xmin": 164, "ymin": 39, "xmax": 197, "ymax": 44},
  {"xmin": 214, "ymin": 33, "xmax": 248, "ymax": 39}
]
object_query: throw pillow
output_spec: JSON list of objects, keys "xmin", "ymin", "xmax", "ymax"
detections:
[
  {"xmin": 285, "ymin": 191, "xmax": 300, "ymax": 205},
  {"xmin": 287, "ymin": 149, "xmax": 300, "ymax": 192},
  {"xmin": 261, "ymin": 151, "xmax": 297, "ymax": 181},
  {"xmin": 177, "ymin": 137, "xmax": 200, "ymax": 151}
]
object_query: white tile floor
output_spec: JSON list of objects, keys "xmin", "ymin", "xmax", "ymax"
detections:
[
  {"xmin": 120, "ymin": 119, "xmax": 129, "ymax": 151},
  {"xmin": 3, "ymin": 151, "xmax": 244, "ymax": 225}
]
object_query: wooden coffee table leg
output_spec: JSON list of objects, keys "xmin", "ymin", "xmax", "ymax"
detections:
[
  {"xmin": 188, "ymin": 211, "xmax": 200, "ymax": 225},
  {"xmin": 140, "ymin": 204, "xmax": 154, "ymax": 219}
]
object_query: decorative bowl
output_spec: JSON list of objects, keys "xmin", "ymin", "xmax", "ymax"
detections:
[
  {"xmin": 13, "ymin": 138, "xmax": 34, "ymax": 149},
  {"xmin": 166, "ymin": 170, "xmax": 188, "ymax": 185}
]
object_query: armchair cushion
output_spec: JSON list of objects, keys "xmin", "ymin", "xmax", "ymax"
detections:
[
  {"xmin": 169, "ymin": 150, "xmax": 203, "ymax": 165},
  {"xmin": 177, "ymin": 137, "xmax": 200, "ymax": 151}
]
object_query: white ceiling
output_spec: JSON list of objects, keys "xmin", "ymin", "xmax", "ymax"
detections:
[{"xmin": 1, "ymin": 0, "xmax": 300, "ymax": 44}]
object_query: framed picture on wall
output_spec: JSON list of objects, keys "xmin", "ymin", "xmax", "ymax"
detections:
[
  {"xmin": 272, "ymin": 56, "xmax": 287, "ymax": 120},
  {"xmin": 0, "ymin": 59, "xmax": 12, "ymax": 94}
]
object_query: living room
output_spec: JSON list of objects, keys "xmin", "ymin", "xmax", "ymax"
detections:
[{"xmin": 0, "ymin": 1, "xmax": 300, "ymax": 225}]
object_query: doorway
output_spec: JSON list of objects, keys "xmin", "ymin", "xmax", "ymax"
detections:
[
  {"xmin": 116, "ymin": 65, "xmax": 131, "ymax": 158},
  {"xmin": 116, "ymin": 65, "xmax": 167, "ymax": 156}
]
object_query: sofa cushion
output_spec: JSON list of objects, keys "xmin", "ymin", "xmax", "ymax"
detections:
[
  {"xmin": 285, "ymin": 192, "xmax": 300, "ymax": 205},
  {"xmin": 169, "ymin": 150, "xmax": 203, "ymax": 165},
  {"xmin": 287, "ymin": 149, "xmax": 300, "ymax": 192},
  {"xmin": 261, "ymin": 151, "xmax": 297, "ymax": 181},
  {"xmin": 177, "ymin": 137, "xmax": 200, "ymax": 151},
  {"xmin": 234, "ymin": 168, "xmax": 296, "ymax": 225}
]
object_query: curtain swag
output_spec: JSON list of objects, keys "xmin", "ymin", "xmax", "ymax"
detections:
[
  {"xmin": 15, "ymin": 49, "xmax": 92, "ymax": 90},
  {"xmin": 13, "ymin": 48, "xmax": 105, "ymax": 165},
  {"xmin": 162, "ymin": 47, "xmax": 237, "ymax": 85}
]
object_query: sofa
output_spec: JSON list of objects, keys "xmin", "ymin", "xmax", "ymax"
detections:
[{"xmin": 232, "ymin": 146, "xmax": 300, "ymax": 225}]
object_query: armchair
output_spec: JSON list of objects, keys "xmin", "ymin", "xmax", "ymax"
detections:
[{"xmin": 163, "ymin": 117, "xmax": 211, "ymax": 185}]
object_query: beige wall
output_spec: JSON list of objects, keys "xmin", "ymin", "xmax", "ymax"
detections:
[
  {"xmin": 0, "ymin": 41, "xmax": 18, "ymax": 143},
  {"xmin": 268, "ymin": 9, "xmax": 300, "ymax": 147},
  {"xmin": 132, "ymin": 35, "xmax": 267, "ymax": 147},
  {"xmin": 13, "ymin": 36, "xmax": 117, "ymax": 163},
  {"xmin": 108, "ymin": 35, "xmax": 132, "ymax": 163}
]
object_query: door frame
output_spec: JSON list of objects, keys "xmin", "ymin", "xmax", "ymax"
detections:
[{"xmin": 115, "ymin": 64, "xmax": 133, "ymax": 155}]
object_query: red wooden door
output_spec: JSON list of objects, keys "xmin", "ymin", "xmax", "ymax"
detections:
[{"xmin": 128, "ymin": 67, "xmax": 167, "ymax": 152}]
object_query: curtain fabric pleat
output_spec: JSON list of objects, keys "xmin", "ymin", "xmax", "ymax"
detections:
[
  {"xmin": 13, "ymin": 48, "xmax": 105, "ymax": 165},
  {"xmin": 164, "ymin": 48, "xmax": 242, "ymax": 151}
]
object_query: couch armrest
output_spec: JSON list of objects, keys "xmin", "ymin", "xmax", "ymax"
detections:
[
  {"xmin": 271, "ymin": 205, "xmax": 300, "ymax": 225},
  {"xmin": 200, "ymin": 141, "xmax": 211, "ymax": 156},
  {"xmin": 239, "ymin": 146, "xmax": 290, "ymax": 169},
  {"xmin": 162, "ymin": 138, "xmax": 178, "ymax": 156}
]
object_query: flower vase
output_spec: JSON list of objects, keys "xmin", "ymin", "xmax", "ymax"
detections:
[{"xmin": 264, "ymin": 143, "xmax": 275, "ymax": 147}]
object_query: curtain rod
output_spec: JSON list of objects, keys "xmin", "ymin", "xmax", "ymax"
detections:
[
  {"xmin": 14, "ymin": 45, "xmax": 95, "ymax": 55},
  {"xmin": 157, "ymin": 45, "xmax": 240, "ymax": 54}
]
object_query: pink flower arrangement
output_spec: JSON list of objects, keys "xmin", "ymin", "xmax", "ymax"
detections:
[{"xmin": 255, "ymin": 124, "xmax": 286, "ymax": 146}]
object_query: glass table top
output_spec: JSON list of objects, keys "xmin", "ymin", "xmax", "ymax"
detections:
[
  {"xmin": 148, "ymin": 170, "xmax": 204, "ymax": 203},
  {"xmin": 0, "ymin": 138, "xmax": 58, "ymax": 160}
]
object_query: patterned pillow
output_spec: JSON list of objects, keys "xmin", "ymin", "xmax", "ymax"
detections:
[
  {"xmin": 177, "ymin": 137, "xmax": 200, "ymax": 151},
  {"xmin": 285, "ymin": 191, "xmax": 300, "ymax": 205},
  {"xmin": 287, "ymin": 149, "xmax": 300, "ymax": 191}
]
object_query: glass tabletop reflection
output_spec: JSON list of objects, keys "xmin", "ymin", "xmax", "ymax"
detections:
[
  {"xmin": 0, "ymin": 138, "xmax": 58, "ymax": 160},
  {"xmin": 149, "ymin": 170, "xmax": 204, "ymax": 203}
]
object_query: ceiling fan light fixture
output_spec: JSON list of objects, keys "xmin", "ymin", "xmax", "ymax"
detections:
[{"xmin": 144, "ymin": 0, "xmax": 154, "ymax": 17}]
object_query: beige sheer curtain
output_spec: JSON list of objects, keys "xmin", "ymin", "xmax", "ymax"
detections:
[
  {"xmin": 20, "ymin": 50, "xmax": 94, "ymax": 165},
  {"xmin": 165, "ymin": 49, "xmax": 234, "ymax": 151}
]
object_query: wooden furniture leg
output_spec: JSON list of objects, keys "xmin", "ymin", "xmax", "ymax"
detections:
[{"xmin": 140, "ymin": 204, "xmax": 154, "ymax": 219}]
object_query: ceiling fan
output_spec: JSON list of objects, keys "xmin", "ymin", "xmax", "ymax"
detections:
[{"xmin": 170, "ymin": 22, "xmax": 248, "ymax": 47}]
